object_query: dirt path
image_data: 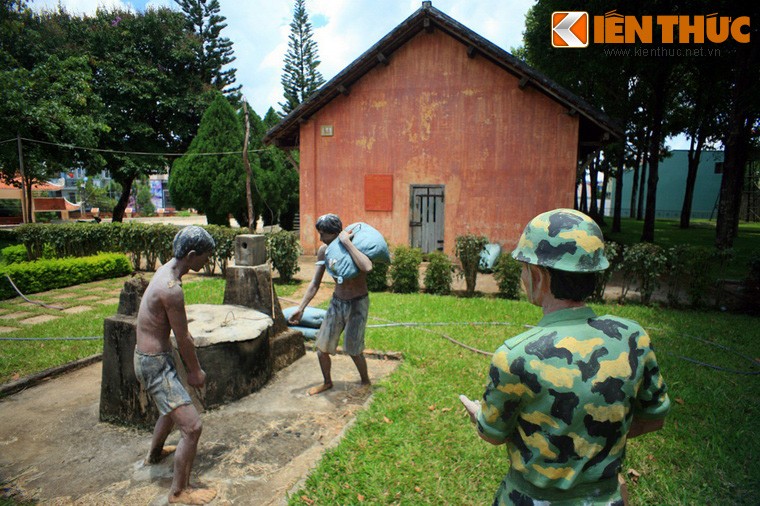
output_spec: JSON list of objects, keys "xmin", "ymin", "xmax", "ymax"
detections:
[{"xmin": 0, "ymin": 351, "xmax": 399, "ymax": 505}]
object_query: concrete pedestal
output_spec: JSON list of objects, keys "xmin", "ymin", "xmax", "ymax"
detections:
[
  {"xmin": 99, "ymin": 278, "xmax": 276, "ymax": 428},
  {"xmin": 223, "ymin": 264, "xmax": 305, "ymax": 370}
]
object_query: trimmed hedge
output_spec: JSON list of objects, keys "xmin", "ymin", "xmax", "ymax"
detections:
[
  {"xmin": 13, "ymin": 222, "xmax": 253, "ymax": 274},
  {"xmin": 0, "ymin": 253, "xmax": 133, "ymax": 300},
  {"xmin": 1, "ymin": 244, "xmax": 28, "ymax": 264}
]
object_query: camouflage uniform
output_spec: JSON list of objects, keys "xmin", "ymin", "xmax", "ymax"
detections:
[
  {"xmin": 475, "ymin": 209, "xmax": 670, "ymax": 505},
  {"xmin": 477, "ymin": 308, "xmax": 670, "ymax": 505}
]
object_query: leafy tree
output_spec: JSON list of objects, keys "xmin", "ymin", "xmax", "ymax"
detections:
[
  {"xmin": 78, "ymin": 179, "xmax": 116, "ymax": 213},
  {"xmin": 135, "ymin": 180, "xmax": 156, "ymax": 216},
  {"xmin": 82, "ymin": 8, "xmax": 208, "ymax": 222},
  {"xmin": 671, "ymin": 62, "xmax": 725, "ymax": 229},
  {"xmin": 174, "ymin": 0, "xmax": 240, "ymax": 100},
  {"xmin": 0, "ymin": 2, "xmax": 107, "ymax": 222},
  {"xmin": 279, "ymin": 0, "xmax": 325, "ymax": 115},
  {"xmin": 169, "ymin": 92, "xmax": 244, "ymax": 226}
]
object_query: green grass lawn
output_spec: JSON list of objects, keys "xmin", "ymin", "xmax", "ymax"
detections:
[
  {"xmin": 1, "ymin": 274, "xmax": 758, "ymax": 504},
  {"xmin": 0, "ymin": 275, "xmax": 301, "ymax": 384},
  {"xmin": 286, "ymin": 293, "xmax": 759, "ymax": 505}
]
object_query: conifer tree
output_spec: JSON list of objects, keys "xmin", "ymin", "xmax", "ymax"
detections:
[
  {"xmin": 174, "ymin": 0, "xmax": 240, "ymax": 99},
  {"xmin": 279, "ymin": 0, "xmax": 325, "ymax": 115},
  {"xmin": 169, "ymin": 92, "xmax": 245, "ymax": 226}
]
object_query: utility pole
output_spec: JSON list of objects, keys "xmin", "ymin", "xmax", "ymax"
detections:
[{"xmin": 16, "ymin": 133, "xmax": 29, "ymax": 223}]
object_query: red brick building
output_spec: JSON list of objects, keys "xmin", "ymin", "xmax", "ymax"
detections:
[{"xmin": 265, "ymin": 2, "xmax": 621, "ymax": 255}]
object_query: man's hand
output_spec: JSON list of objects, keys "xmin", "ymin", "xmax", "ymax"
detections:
[
  {"xmin": 288, "ymin": 308, "xmax": 304, "ymax": 325},
  {"xmin": 338, "ymin": 229, "xmax": 353, "ymax": 244},
  {"xmin": 459, "ymin": 394, "xmax": 480, "ymax": 425},
  {"xmin": 187, "ymin": 368, "xmax": 206, "ymax": 388}
]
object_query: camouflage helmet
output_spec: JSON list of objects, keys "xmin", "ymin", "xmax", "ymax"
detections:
[{"xmin": 511, "ymin": 208, "xmax": 609, "ymax": 272}]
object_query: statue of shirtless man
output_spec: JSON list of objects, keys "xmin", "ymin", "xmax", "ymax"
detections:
[
  {"xmin": 134, "ymin": 226, "xmax": 217, "ymax": 505},
  {"xmin": 288, "ymin": 214, "xmax": 373, "ymax": 395}
]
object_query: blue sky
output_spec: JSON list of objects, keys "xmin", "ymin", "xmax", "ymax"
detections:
[{"xmin": 29, "ymin": 0, "xmax": 693, "ymax": 148}]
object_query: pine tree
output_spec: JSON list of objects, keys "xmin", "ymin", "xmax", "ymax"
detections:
[
  {"xmin": 279, "ymin": 0, "xmax": 325, "ymax": 115},
  {"xmin": 174, "ymin": 0, "xmax": 240, "ymax": 99},
  {"xmin": 169, "ymin": 92, "xmax": 245, "ymax": 226}
]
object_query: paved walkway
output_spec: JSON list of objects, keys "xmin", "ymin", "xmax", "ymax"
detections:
[{"xmin": 0, "ymin": 352, "xmax": 399, "ymax": 505}]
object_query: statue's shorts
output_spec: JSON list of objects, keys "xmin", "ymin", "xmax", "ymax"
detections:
[
  {"xmin": 134, "ymin": 350, "xmax": 192, "ymax": 416},
  {"xmin": 316, "ymin": 294, "xmax": 369, "ymax": 356}
]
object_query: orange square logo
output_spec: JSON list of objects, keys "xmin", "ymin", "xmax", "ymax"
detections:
[{"xmin": 552, "ymin": 11, "xmax": 589, "ymax": 48}]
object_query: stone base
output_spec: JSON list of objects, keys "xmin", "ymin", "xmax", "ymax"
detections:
[
  {"xmin": 99, "ymin": 314, "xmax": 158, "ymax": 429},
  {"xmin": 270, "ymin": 328, "xmax": 306, "ymax": 373},
  {"xmin": 99, "ymin": 304, "xmax": 274, "ymax": 429},
  {"xmin": 195, "ymin": 333, "xmax": 271, "ymax": 409}
]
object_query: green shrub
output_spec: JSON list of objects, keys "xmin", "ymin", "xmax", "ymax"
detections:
[
  {"xmin": 665, "ymin": 244, "xmax": 691, "ymax": 306},
  {"xmin": 0, "ymin": 228, "xmax": 18, "ymax": 250},
  {"xmin": 390, "ymin": 245, "xmax": 422, "ymax": 294},
  {"xmin": 424, "ymin": 251, "xmax": 453, "ymax": 295},
  {"xmin": 1, "ymin": 244, "xmax": 28, "ymax": 264},
  {"xmin": 136, "ymin": 183, "xmax": 156, "ymax": 216},
  {"xmin": 367, "ymin": 261, "xmax": 389, "ymax": 292},
  {"xmin": 685, "ymin": 247, "xmax": 720, "ymax": 308},
  {"xmin": 591, "ymin": 241, "xmax": 622, "ymax": 303},
  {"xmin": 493, "ymin": 254, "xmax": 522, "ymax": 300},
  {"xmin": 0, "ymin": 253, "xmax": 132, "ymax": 299},
  {"xmin": 17, "ymin": 222, "xmax": 120, "ymax": 260},
  {"xmin": 618, "ymin": 243, "xmax": 667, "ymax": 304},
  {"xmin": 266, "ymin": 230, "xmax": 301, "ymax": 282},
  {"xmin": 14, "ymin": 222, "xmax": 249, "ymax": 275},
  {"xmin": 455, "ymin": 234, "xmax": 488, "ymax": 296},
  {"xmin": 204, "ymin": 225, "xmax": 245, "ymax": 276}
]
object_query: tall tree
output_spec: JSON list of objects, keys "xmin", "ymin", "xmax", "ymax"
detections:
[
  {"xmin": 715, "ymin": 41, "xmax": 759, "ymax": 249},
  {"xmin": 522, "ymin": 0, "xmax": 634, "ymax": 231},
  {"xmin": 175, "ymin": 0, "xmax": 240, "ymax": 100},
  {"xmin": 81, "ymin": 8, "xmax": 207, "ymax": 222},
  {"xmin": 0, "ymin": 2, "xmax": 107, "ymax": 222},
  {"xmin": 671, "ymin": 63, "xmax": 724, "ymax": 229},
  {"xmin": 169, "ymin": 92, "xmax": 244, "ymax": 226},
  {"xmin": 279, "ymin": 0, "xmax": 325, "ymax": 115}
]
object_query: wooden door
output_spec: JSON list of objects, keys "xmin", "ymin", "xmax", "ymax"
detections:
[{"xmin": 410, "ymin": 185, "xmax": 445, "ymax": 253}]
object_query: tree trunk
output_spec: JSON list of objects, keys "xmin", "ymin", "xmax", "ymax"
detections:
[
  {"xmin": 598, "ymin": 161, "xmax": 609, "ymax": 224},
  {"xmin": 629, "ymin": 140, "xmax": 643, "ymax": 219},
  {"xmin": 680, "ymin": 133, "xmax": 705, "ymax": 228},
  {"xmin": 112, "ymin": 178, "xmax": 134, "ymax": 223},
  {"xmin": 642, "ymin": 71, "xmax": 668, "ymax": 243},
  {"xmin": 716, "ymin": 43, "xmax": 755, "ymax": 249},
  {"xmin": 579, "ymin": 168, "xmax": 588, "ymax": 213},
  {"xmin": 589, "ymin": 156, "xmax": 599, "ymax": 219},
  {"xmin": 636, "ymin": 154, "xmax": 647, "ymax": 221},
  {"xmin": 612, "ymin": 143, "xmax": 625, "ymax": 233},
  {"xmin": 23, "ymin": 174, "xmax": 34, "ymax": 223}
]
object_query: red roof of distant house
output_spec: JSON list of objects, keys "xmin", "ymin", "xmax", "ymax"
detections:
[{"xmin": 0, "ymin": 178, "xmax": 64, "ymax": 191}]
